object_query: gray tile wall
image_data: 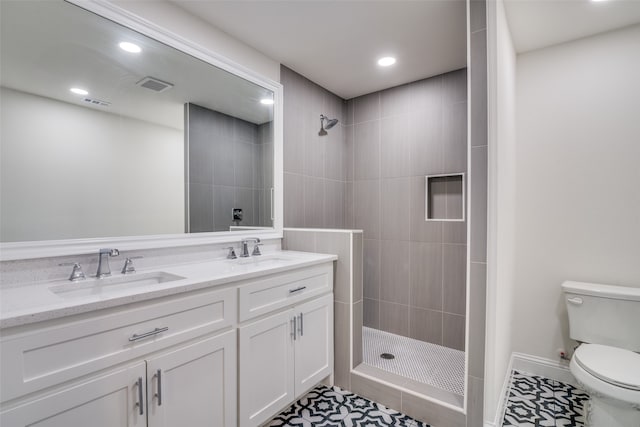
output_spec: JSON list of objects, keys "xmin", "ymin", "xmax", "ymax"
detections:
[
  {"xmin": 467, "ymin": 0, "xmax": 488, "ymax": 426},
  {"xmin": 258, "ymin": 121, "xmax": 274, "ymax": 226},
  {"xmin": 281, "ymin": 66, "xmax": 349, "ymax": 229},
  {"xmin": 186, "ymin": 103, "xmax": 273, "ymax": 232},
  {"xmin": 344, "ymin": 69, "xmax": 468, "ymax": 351}
]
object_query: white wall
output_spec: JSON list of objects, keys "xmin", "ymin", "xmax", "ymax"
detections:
[
  {"xmin": 0, "ymin": 87, "xmax": 184, "ymax": 241},
  {"xmin": 485, "ymin": 0, "xmax": 518, "ymax": 422},
  {"xmin": 486, "ymin": 19, "xmax": 640, "ymax": 426},
  {"xmin": 111, "ymin": 0, "xmax": 280, "ymax": 83},
  {"xmin": 513, "ymin": 24, "xmax": 640, "ymax": 361}
]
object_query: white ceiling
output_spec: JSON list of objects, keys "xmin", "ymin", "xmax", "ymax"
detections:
[
  {"xmin": 171, "ymin": 0, "xmax": 468, "ymax": 99},
  {"xmin": 1, "ymin": 1, "xmax": 274, "ymax": 128},
  {"xmin": 504, "ymin": 0, "xmax": 640, "ymax": 53}
]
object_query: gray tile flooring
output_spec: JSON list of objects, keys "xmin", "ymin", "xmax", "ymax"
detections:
[
  {"xmin": 363, "ymin": 327, "xmax": 465, "ymax": 396},
  {"xmin": 268, "ymin": 384, "xmax": 429, "ymax": 427},
  {"xmin": 502, "ymin": 371, "xmax": 589, "ymax": 427}
]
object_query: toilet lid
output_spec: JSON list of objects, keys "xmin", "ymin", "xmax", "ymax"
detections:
[{"xmin": 574, "ymin": 344, "xmax": 640, "ymax": 391}]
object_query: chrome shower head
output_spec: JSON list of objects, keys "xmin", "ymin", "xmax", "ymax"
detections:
[
  {"xmin": 319, "ymin": 114, "xmax": 339, "ymax": 135},
  {"xmin": 324, "ymin": 116, "xmax": 339, "ymax": 130}
]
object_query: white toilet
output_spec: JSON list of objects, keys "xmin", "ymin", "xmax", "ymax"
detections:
[{"xmin": 562, "ymin": 281, "xmax": 640, "ymax": 427}]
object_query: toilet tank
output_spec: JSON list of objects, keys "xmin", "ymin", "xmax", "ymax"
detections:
[{"xmin": 562, "ymin": 281, "xmax": 640, "ymax": 352}]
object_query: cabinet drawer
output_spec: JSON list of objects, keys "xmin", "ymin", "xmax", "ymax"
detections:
[
  {"xmin": 0, "ymin": 286, "xmax": 236, "ymax": 403},
  {"xmin": 238, "ymin": 263, "xmax": 333, "ymax": 322}
]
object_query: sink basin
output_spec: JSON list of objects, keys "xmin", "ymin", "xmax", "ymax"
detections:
[
  {"xmin": 50, "ymin": 272, "xmax": 185, "ymax": 299},
  {"xmin": 232, "ymin": 254, "xmax": 298, "ymax": 267}
]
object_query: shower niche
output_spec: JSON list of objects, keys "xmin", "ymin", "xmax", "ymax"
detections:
[{"xmin": 425, "ymin": 173, "xmax": 465, "ymax": 221}]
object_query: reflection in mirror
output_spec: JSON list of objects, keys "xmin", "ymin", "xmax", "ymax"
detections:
[
  {"xmin": 0, "ymin": 0, "xmax": 275, "ymax": 243},
  {"xmin": 185, "ymin": 104, "xmax": 273, "ymax": 233}
]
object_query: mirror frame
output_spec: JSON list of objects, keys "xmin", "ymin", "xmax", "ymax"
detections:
[{"xmin": 0, "ymin": 0, "xmax": 284, "ymax": 261}]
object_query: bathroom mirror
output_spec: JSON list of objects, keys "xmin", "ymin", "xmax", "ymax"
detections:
[{"xmin": 0, "ymin": 0, "xmax": 282, "ymax": 248}]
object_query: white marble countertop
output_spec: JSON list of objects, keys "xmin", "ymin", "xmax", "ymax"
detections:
[{"xmin": 0, "ymin": 250, "xmax": 337, "ymax": 329}]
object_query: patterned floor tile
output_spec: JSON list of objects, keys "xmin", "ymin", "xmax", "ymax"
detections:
[
  {"xmin": 501, "ymin": 371, "xmax": 589, "ymax": 427},
  {"xmin": 267, "ymin": 385, "xmax": 430, "ymax": 427},
  {"xmin": 553, "ymin": 381, "xmax": 589, "ymax": 427}
]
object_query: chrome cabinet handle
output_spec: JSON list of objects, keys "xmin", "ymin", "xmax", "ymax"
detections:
[
  {"xmin": 567, "ymin": 297, "xmax": 583, "ymax": 305},
  {"xmin": 155, "ymin": 369, "xmax": 163, "ymax": 406},
  {"xmin": 129, "ymin": 327, "xmax": 168, "ymax": 342},
  {"xmin": 291, "ymin": 316, "xmax": 297, "ymax": 341},
  {"xmin": 298, "ymin": 313, "xmax": 304, "ymax": 337},
  {"xmin": 289, "ymin": 286, "xmax": 307, "ymax": 294},
  {"xmin": 136, "ymin": 377, "xmax": 144, "ymax": 415}
]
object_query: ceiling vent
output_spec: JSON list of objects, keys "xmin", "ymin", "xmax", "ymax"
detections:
[
  {"xmin": 136, "ymin": 76, "xmax": 174, "ymax": 93},
  {"xmin": 82, "ymin": 97, "xmax": 111, "ymax": 107}
]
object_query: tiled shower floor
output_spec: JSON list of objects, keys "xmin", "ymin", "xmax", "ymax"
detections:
[{"xmin": 362, "ymin": 327, "xmax": 465, "ymax": 396}]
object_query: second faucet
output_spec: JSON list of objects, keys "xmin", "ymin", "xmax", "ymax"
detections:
[
  {"xmin": 240, "ymin": 238, "xmax": 262, "ymax": 258},
  {"xmin": 97, "ymin": 248, "xmax": 120, "ymax": 278}
]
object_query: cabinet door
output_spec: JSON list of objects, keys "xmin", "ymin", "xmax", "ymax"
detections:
[
  {"xmin": 0, "ymin": 362, "xmax": 146, "ymax": 427},
  {"xmin": 294, "ymin": 293, "xmax": 334, "ymax": 396},
  {"xmin": 146, "ymin": 330, "xmax": 237, "ymax": 427},
  {"xmin": 239, "ymin": 310, "xmax": 294, "ymax": 427}
]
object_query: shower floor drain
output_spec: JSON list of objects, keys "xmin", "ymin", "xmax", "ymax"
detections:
[{"xmin": 380, "ymin": 353, "xmax": 395, "ymax": 360}]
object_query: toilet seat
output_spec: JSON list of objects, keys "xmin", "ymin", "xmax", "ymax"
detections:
[
  {"xmin": 574, "ymin": 344, "xmax": 640, "ymax": 391},
  {"xmin": 570, "ymin": 345, "xmax": 640, "ymax": 407}
]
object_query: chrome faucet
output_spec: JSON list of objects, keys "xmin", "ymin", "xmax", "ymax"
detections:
[
  {"xmin": 97, "ymin": 248, "xmax": 120, "ymax": 278},
  {"xmin": 121, "ymin": 256, "xmax": 143, "ymax": 274},
  {"xmin": 240, "ymin": 238, "xmax": 261, "ymax": 258},
  {"xmin": 59, "ymin": 262, "xmax": 86, "ymax": 282}
]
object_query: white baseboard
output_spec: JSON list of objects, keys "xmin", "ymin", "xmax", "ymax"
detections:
[
  {"xmin": 491, "ymin": 354, "xmax": 514, "ymax": 427},
  {"xmin": 511, "ymin": 352, "xmax": 576, "ymax": 387}
]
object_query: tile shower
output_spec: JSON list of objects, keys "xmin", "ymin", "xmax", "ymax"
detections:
[
  {"xmin": 282, "ymin": 64, "xmax": 469, "ymax": 406},
  {"xmin": 186, "ymin": 103, "xmax": 274, "ymax": 232},
  {"xmin": 344, "ymin": 69, "xmax": 468, "ymax": 352}
]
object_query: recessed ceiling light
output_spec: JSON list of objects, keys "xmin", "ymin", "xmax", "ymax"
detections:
[
  {"xmin": 260, "ymin": 98, "xmax": 274, "ymax": 105},
  {"xmin": 119, "ymin": 42, "xmax": 142, "ymax": 53},
  {"xmin": 70, "ymin": 87, "xmax": 89, "ymax": 96},
  {"xmin": 591, "ymin": 0, "xmax": 608, "ymax": 2},
  {"xmin": 377, "ymin": 57, "xmax": 396, "ymax": 67}
]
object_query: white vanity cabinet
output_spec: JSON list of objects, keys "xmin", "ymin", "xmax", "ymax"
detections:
[
  {"xmin": 146, "ymin": 330, "xmax": 236, "ymax": 427},
  {"xmin": 239, "ymin": 310, "xmax": 295, "ymax": 425},
  {"xmin": 293, "ymin": 294, "xmax": 334, "ymax": 394},
  {"xmin": 0, "ymin": 361, "xmax": 147, "ymax": 427},
  {"xmin": 0, "ymin": 286, "xmax": 238, "ymax": 427},
  {"xmin": 1, "ymin": 331, "xmax": 237, "ymax": 427},
  {"xmin": 0, "ymin": 259, "xmax": 335, "ymax": 427},
  {"xmin": 238, "ymin": 264, "xmax": 334, "ymax": 427}
]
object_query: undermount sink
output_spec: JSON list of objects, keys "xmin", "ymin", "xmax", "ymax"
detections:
[
  {"xmin": 49, "ymin": 272, "xmax": 186, "ymax": 299},
  {"xmin": 231, "ymin": 254, "xmax": 298, "ymax": 267}
]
